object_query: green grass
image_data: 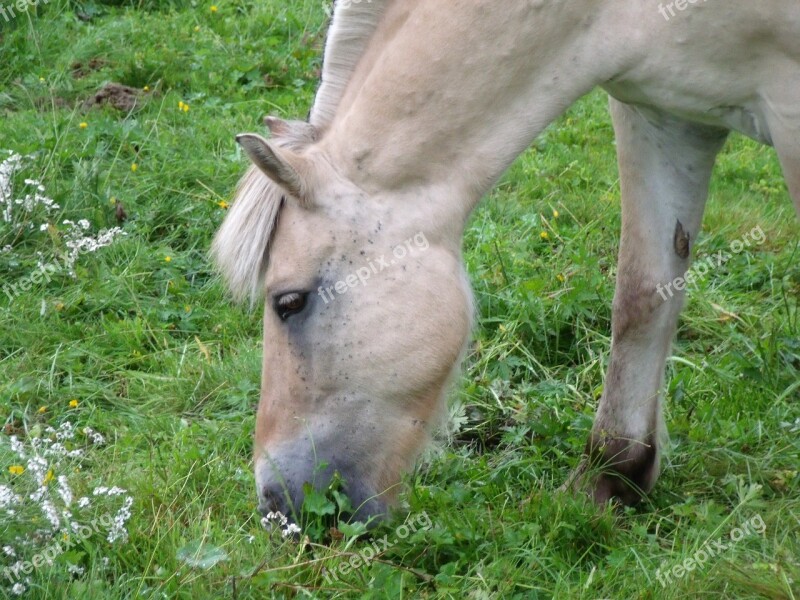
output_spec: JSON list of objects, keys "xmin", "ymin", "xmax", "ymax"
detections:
[{"xmin": 1, "ymin": 1, "xmax": 798, "ymax": 598}]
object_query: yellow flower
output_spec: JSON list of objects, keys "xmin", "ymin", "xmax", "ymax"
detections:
[
  {"xmin": 131, "ymin": 163, "xmax": 138, "ymax": 172},
  {"xmin": 39, "ymin": 77, "xmax": 45, "ymax": 83},
  {"xmin": 210, "ymin": 5, "xmax": 217, "ymax": 12},
  {"xmin": 540, "ymin": 231, "xmax": 549, "ymax": 240},
  {"xmin": 194, "ymin": 25, "xmax": 200, "ymax": 32},
  {"xmin": 217, "ymin": 200, "xmax": 229, "ymax": 209},
  {"xmin": 9, "ymin": 465, "xmax": 24, "ymax": 475},
  {"xmin": 43, "ymin": 469, "xmax": 54, "ymax": 485},
  {"xmin": 164, "ymin": 256, "xmax": 172, "ymax": 263},
  {"xmin": 184, "ymin": 305, "xmax": 191, "ymax": 313},
  {"xmin": 37, "ymin": 406, "xmax": 47, "ymax": 414},
  {"xmin": 178, "ymin": 101, "xmax": 190, "ymax": 113},
  {"xmin": 79, "ymin": 122, "xmax": 88, "ymax": 129},
  {"xmin": 69, "ymin": 399, "xmax": 79, "ymax": 408},
  {"xmin": 143, "ymin": 85, "xmax": 150, "ymax": 92},
  {"xmin": 556, "ymin": 274, "xmax": 565, "ymax": 283},
  {"xmin": 552, "ymin": 209, "xmax": 559, "ymax": 218}
]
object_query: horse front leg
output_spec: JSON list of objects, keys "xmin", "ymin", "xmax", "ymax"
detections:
[
  {"xmin": 571, "ymin": 99, "xmax": 729, "ymax": 505},
  {"xmin": 763, "ymin": 86, "xmax": 800, "ymax": 214}
]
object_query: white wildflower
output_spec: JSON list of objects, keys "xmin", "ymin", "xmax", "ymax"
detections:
[
  {"xmin": 0, "ymin": 153, "xmax": 58, "ymax": 223},
  {"xmin": 62, "ymin": 223, "xmax": 126, "ymax": 276},
  {"xmin": 56, "ymin": 422, "xmax": 74, "ymax": 441},
  {"xmin": 49, "ymin": 442, "xmax": 67, "ymax": 456},
  {"xmin": 28, "ymin": 487, "xmax": 46, "ymax": 503},
  {"xmin": 82, "ymin": 427, "xmax": 105, "ymax": 445},
  {"xmin": 263, "ymin": 511, "xmax": 289, "ymax": 527},
  {"xmin": 40, "ymin": 499, "xmax": 61, "ymax": 530},
  {"xmin": 0, "ymin": 484, "xmax": 21, "ymax": 508},
  {"xmin": 107, "ymin": 496, "xmax": 133, "ymax": 544},
  {"xmin": 10, "ymin": 436, "xmax": 25, "ymax": 457},
  {"xmin": 26, "ymin": 456, "xmax": 48, "ymax": 486},
  {"xmin": 57, "ymin": 475, "xmax": 72, "ymax": 506},
  {"xmin": 0, "ymin": 152, "xmax": 24, "ymax": 218},
  {"xmin": 283, "ymin": 523, "xmax": 302, "ymax": 537},
  {"xmin": 10, "ymin": 582, "xmax": 25, "ymax": 596},
  {"xmin": 261, "ymin": 510, "xmax": 301, "ymax": 537}
]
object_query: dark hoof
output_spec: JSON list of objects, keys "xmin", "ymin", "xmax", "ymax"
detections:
[{"xmin": 561, "ymin": 432, "xmax": 659, "ymax": 506}]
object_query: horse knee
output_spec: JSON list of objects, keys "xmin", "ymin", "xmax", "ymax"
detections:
[{"xmin": 611, "ymin": 275, "xmax": 674, "ymax": 341}]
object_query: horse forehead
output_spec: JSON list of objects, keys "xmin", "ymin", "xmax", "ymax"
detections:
[
  {"xmin": 264, "ymin": 202, "xmax": 360, "ymax": 281},
  {"xmin": 277, "ymin": 192, "xmax": 389, "ymax": 247}
]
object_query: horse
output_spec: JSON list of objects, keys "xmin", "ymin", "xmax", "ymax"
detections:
[{"xmin": 212, "ymin": 0, "xmax": 800, "ymax": 521}]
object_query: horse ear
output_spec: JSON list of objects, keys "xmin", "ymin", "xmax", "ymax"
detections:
[
  {"xmin": 263, "ymin": 116, "xmax": 318, "ymax": 142},
  {"xmin": 235, "ymin": 133, "xmax": 308, "ymax": 200},
  {"xmin": 263, "ymin": 116, "xmax": 291, "ymax": 136}
]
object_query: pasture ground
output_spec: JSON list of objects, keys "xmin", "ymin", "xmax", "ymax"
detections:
[{"xmin": 1, "ymin": 0, "xmax": 798, "ymax": 598}]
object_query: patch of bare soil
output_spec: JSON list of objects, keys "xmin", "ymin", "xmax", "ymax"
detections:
[
  {"xmin": 70, "ymin": 58, "xmax": 109, "ymax": 79},
  {"xmin": 82, "ymin": 82, "xmax": 141, "ymax": 112}
]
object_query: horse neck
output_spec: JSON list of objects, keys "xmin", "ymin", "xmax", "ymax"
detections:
[{"xmin": 319, "ymin": 0, "xmax": 633, "ymax": 219}]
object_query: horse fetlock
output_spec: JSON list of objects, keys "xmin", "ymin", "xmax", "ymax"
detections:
[{"xmin": 582, "ymin": 430, "xmax": 660, "ymax": 506}]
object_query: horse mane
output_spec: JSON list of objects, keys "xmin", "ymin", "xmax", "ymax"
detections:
[
  {"xmin": 211, "ymin": 0, "xmax": 391, "ymax": 303},
  {"xmin": 309, "ymin": 0, "xmax": 392, "ymax": 127}
]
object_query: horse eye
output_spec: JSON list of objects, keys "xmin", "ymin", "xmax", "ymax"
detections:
[{"xmin": 275, "ymin": 292, "xmax": 308, "ymax": 321}]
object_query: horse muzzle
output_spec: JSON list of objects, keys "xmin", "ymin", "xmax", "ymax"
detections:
[{"xmin": 255, "ymin": 449, "xmax": 389, "ymax": 525}]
